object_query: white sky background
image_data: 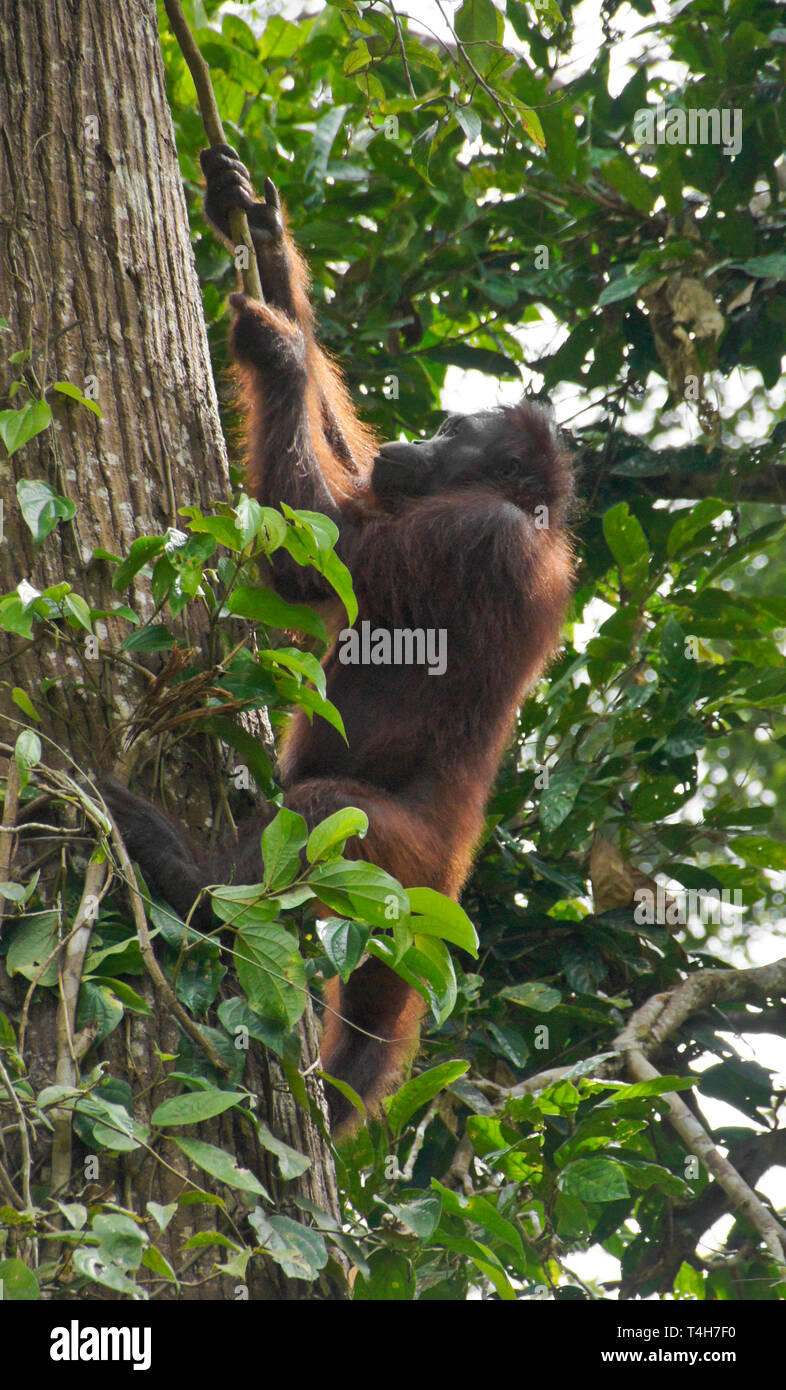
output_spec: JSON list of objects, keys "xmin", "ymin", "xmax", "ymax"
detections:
[{"xmin": 224, "ymin": 0, "xmax": 786, "ymax": 1289}]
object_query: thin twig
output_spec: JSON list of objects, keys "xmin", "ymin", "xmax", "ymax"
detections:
[
  {"xmin": 623, "ymin": 1047, "xmax": 786, "ymax": 1265},
  {"xmin": 163, "ymin": 0, "xmax": 264, "ymax": 301},
  {"xmin": 50, "ymin": 858, "xmax": 109, "ymax": 1196},
  {"xmin": 0, "ymin": 754, "xmax": 21, "ymax": 929},
  {"xmin": 399, "ymin": 1096, "xmax": 440, "ymax": 1180},
  {"xmin": 103, "ymin": 805, "xmax": 231, "ymax": 1076},
  {"xmin": 0, "ymin": 1051, "xmax": 33, "ymax": 1211}
]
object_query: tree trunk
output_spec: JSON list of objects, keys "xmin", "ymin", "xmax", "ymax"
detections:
[{"xmin": 0, "ymin": 0, "xmax": 344, "ymax": 1299}]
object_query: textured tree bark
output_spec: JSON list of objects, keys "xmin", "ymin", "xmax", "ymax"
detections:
[{"xmin": 0, "ymin": 0, "xmax": 345, "ymax": 1299}]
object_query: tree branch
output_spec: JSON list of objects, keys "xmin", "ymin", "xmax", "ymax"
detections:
[{"xmin": 162, "ymin": 0, "xmax": 264, "ymax": 301}]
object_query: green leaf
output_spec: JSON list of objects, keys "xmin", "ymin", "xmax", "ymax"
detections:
[
  {"xmin": 434, "ymin": 1182, "xmax": 525, "ymax": 1258},
  {"xmin": 256, "ymin": 1120, "xmax": 311, "ymax": 1179},
  {"xmin": 261, "ymin": 807, "xmax": 308, "ymax": 890},
  {"xmin": 0, "ymin": 592, "xmax": 36, "ymax": 639},
  {"xmin": 113, "ymin": 535, "xmax": 165, "ymax": 589},
  {"xmin": 344, "ymin": 38, "xmax": 372, "ymax": 74},
  {"xmin": 539, "ymin": 764, "xmax": 586, "ymax": 831},
  {"xmin": 174, "ymin": 1137, "xmax": 271, "ymax": 1197},
  {"xmin": 75, "ymin": 981, "xmax": 124, "ymax": 1046},
  {"xmin": 732, "ymin": 254, "xmax": 786, "ymax": 280},
  {"xmin": 217, "ymin": 995, "xmax": 301, "ymax": 1064},
  {"xmin": 602, "ymin": 502, "xmax": 649, "ymax": 593},
  {"xmin": 63, "ymin": 592, "xmax": 93, "ymax": 632},
  {"xmin": 16, "ymin": 477, "xmax": 74, "ymax": 541},
  {"xmin": 731, "ymin": 836, "xmax": 786, "ymax": 870},
  {"xmin": 73, "ymin": 1094, "xmax": 147, "ymax": 1153},
  {"xmin": 6, "ymin": 912, "xmax": 60, "ymax": 986},
  {"xmin": 14, "ymin": 728, "xmax": 41, "ymax": 792},
  {"xmin": 0, "ymin": 401, "xmax": 52, "ymax": 456},
  {"xmin": 227, "ymin": 585, "xmax": 327, "ymax": 642},
  {"xmin": 235, "ymin": 922, "xmax": 308, "ymax": 1027},
  {"xmin": 306, "ymin": 807, "xmax": 368, "ymax": 863},
  {"xmin": 280, "ymin": 506, "xmax": 357, "ymax": 623},
  {"xmin": 0, "ymin": 1258, "xmax": 39, "ymax": 1300},
  {"xmin": 11, "ymin": 687, "xmax": 39, "ymax": 722},
  {"xmin": 436, "ymin": 1234, "xmax": 516, "ymax": 1299},
  {"xmin": 52, "ymin": 381, "xmax": 102, "ymax": 416},
  {"xmin": 558, "ymin": 1156, "xmax": 629, "ymax": 1201},
  {"xmin": 151, "ymin": 1089, "xmax": 247, "ymax": 1127},
  {"xmin": 451, "ymin": 102, "xmax": 482, "ymax": 143},
  {"xmin": 631, "ymin": 775, "xmax": 690, "ymax": 821},
  {"xmin": 385, "ymin": 1194, "xmax": 442, "ymax": 1239},
  {"xmin": 353, "ymin": 1249, "xmax": 415, "ymax": 1300},
  {"xmin": 90, "ymin": 977, "xmax": 153, "ymax": 1016},
  {"xmin": 316, "ymin": 918, "xmax": 369, "ymax": 979},
  {"xmin": 248, "ymin": 1211, "xmax": 328, "ymax": 1281},
  {"xmin": 142, "ymin": 1245, "xmax": 178, "ymax": 1283},
  {"xmin": 261, "ymin": 645, "xmax": 327, "ymax": 698},
  {"xmin": 92, "ymin": 1212, "xmax": 147, "ymax": 1269},
  {"xmin": 146, "ymin": 1201, "xmax": 177, "ymax": 1232},
  {"xmin": 597, "ymin": 270, "xmax": 655, "ymax": 306},
  {"xmin": 673, "ymin": 1260, "xmax": 706, "ymax": 1300},
  {"xmin": 597, "ymin": 153, "xmax": 653, "ymax": 213},
  {"xmin": 235, "ymin": 497, "xmax": 287, "ymax": 550},
  {"xmin": 666, "ymin": 499, "xmax": 727, "ymax": 557},
  {"xmin": 371, "ymin": 934, "xmax": 457, "ymax": 1023},
  {"xmin": 319, "ymin": 1070, "xmax": 365, "ymax": 1121},
  {"xmin": 306, "ymin": 859, "xmax": 408, "ymax": 927},
  {"xmin": 499, "ymin": 982, "xmax": 561, "ymax": 1011},
  {"xmin": 406, "ymin": 886, "xmax": 478, "ymax": 955},
  {"xmin": 386, "ymin": 1060, "xmax": 469, "ymax": 1133},
  {"xmin": 71, "ymin": 1248, "xmax": 142, "ymax": 1298},
  {"xmin": 455, "ymin": 0, "xmax": 503, "ymax": 47}
]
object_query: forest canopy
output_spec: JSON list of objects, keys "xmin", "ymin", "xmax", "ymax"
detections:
[{"xmin": 0, "ymin": 0, "xmax": 785, "ymax": 1308}]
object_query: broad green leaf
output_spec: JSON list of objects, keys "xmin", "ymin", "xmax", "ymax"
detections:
[
  {"xmin": 174, "ymin": 1137, "xmax": 271, "ymax": 1197},
  {"xmin": 436, "ymin": 1234, "xmax": 516, "ymax": 1299},
  {"xmin": 0, "ymin": 401, "xmax": 52, "ymax": 456},
  {"xmin": 539, "ymin": 764, "xmax": 586, "ymax": 831},
  {"xmin": 113, "ymin": 535, "xmax": 165, "ymax": 589},
  {"xmin": 499, "ymin": 982, "xmax": 561, "ymax": 1011},
  {"xmin": 6, "ymin": 912, "xmax": 60, "ymax": 986},
  {"xmin": 14, "ymin": 729, "xmax": 41, "ymax": 792},
  {"xmin": 386, "ymin": 1060, "xmax": 469, "ymax": 1133},
  {"xmin": 306, "ymin": 807, "xmax": 368, "ymax": 863},
  {"xmin": 666, "ymin": 498, "xmax": 727, "ymax": 557},
  {"xmin": 248, "ymin": 1211, "xmax": 328, "ymax": 1281},
  {"xmin": 316, "ymin": 918, "xmax": 369, "ymax": 978},
  {"xmin": 227, "ymin": 584, "xmax": 327, "ymax": 642},
  {"xmin": 353, "ymin": 1249, "xmax": 415, "ymax": 1300},
  {"xmin": 52, "ymin": 381, "xmax": 102, "ymax": 416},
  {"xmin": 256, "ymin": 1120, "xmax": 311, "ymax": 1179},
  {"xmin": 146, "ymin": 1202, "xmax": 177, "ymax": 1232},
  {"xmin": 261, "ymin": 807, "xmax": 308, "ymax": 890},
  {"xmin": 603, "ymin": 502, "xmax": 649, "ymax": 593},
  {"xmin": 558, "ymin": 1157, "xmax": 629, "ymax": 1202},
  {"xmin": 16, "ymin": 476, "xmax": 74, "ymax": 540},
  {"xmin": 151, "ymin": 1089, "xmax": 247, "ymax": 1127},
  {"xmin": 235, "ymin": 922, "xmax": 308, "ymax": 1027},
  {"xmin": 731, "ymin": 836, "xmax": 786, "ymax": 870},
  {"xmin": 307, "ymin": 859, "xmax": 408, "ymax": 927},
  {"xmin": 406, "ymin": 886, "xmax": 478, "ymax": 955},
  {"xmin": 0, "ymin": 1258, "xmax": 39, "ymax": 1300},
  {"xmin": 385, "ymin": 1194, "xmax": 442, "ymax": 1239}
]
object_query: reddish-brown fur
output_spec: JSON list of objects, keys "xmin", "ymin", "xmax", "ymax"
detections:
[{"xmin": 104, "ymin": 150, "xmax": 574, "ymax": 1130}]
